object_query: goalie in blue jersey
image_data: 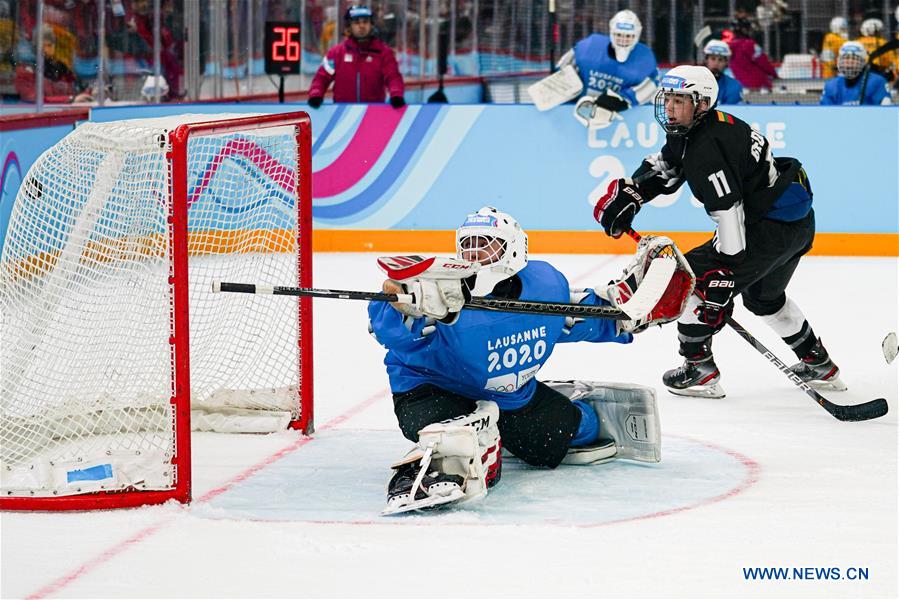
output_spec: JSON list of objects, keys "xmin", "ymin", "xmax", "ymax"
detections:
[
  {"xmin": 560, "ymin": 9, "xmax": 659, "ymax": 127},
  {"xmin": 368, "ymin": 207, "xmax": 694, "ymax": 515}
]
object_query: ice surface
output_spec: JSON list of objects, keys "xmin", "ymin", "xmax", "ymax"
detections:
[{"xmin": 1, "ymin": 253, "xmax": 896, "ymax": 598}]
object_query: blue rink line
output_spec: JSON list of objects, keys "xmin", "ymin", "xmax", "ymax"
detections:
[{"xmin": 191, "ymin": 430, "xmax": 756, "ymax": 526}]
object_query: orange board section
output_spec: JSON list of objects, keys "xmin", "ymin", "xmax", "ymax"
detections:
[{"xmin": 312, "ymin": 230, "xmax": 899, "ymax": 257}]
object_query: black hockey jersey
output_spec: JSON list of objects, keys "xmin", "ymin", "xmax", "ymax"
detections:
[{"xmin": 634, "ymin": 110, "xmax": 806, "ymax": 265}]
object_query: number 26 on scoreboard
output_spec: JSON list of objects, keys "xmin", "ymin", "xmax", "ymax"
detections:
[{"xmin": 264, "ymin": 22, "xmax": 302, "ymax": 75}]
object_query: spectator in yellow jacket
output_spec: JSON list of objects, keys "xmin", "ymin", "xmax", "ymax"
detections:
[
  {"xmin": 856, "ymin": 18, "xmax": 894, "ymax": 80},
  {"xmin": 820, "ymin": 17, "xmax": 848, "ymax": 78}
]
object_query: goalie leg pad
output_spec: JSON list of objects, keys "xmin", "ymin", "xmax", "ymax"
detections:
[
  {"xmin": 383, "ymin": 401, "xmax": 501, "ymax": 515},
  {"xmin": 547, "ymin": 380, "xmax": 661, "ymax": 463},
  {"xmin": 417, "ymin": 400, "xmax": 502, "ymax": 499}
]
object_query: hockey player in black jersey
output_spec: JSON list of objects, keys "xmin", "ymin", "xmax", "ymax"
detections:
[{"xmin": 593, "ymin": 65, "xmax": 845, "ymax": 398}]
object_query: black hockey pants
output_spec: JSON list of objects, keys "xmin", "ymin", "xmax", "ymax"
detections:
[
  {"xmin": 392, "ymin": 381, "xmax": 581, "ymax": 469},
  {"xmin": 678, "ymin": 209, "xmax": 816, "ymax": 351}
]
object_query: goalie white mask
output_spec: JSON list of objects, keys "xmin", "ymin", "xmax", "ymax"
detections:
[
  {"xmin": 456, "ymin": 207, "xmax": 528, "ymax": 296},
  {"xmin": 837, "ymin": 41, "xmax": 867, "ymax": 79},
  {"xmin": 609, "ymin": 10, "xmax": 642, "ymax": 62}
]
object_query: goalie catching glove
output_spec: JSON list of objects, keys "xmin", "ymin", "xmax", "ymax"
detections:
[
  {"xmin": 377, "ymin": 255, "xmax": 479, "ymax": 322},
  {"xmin": 597, "ymin": 235, "xmax": 695, "ymax": 333},
  {"xmin": 572, "ymin": 90, "xmax": 629, "ymax": 129},
  {"xmin": 593, "ymin": 178, "xmax": 646, "ymax": 238}
]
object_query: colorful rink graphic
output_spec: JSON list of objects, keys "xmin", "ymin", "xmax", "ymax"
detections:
[{"xmin": 1, "ymin": 104, "xmax": 896, "ymax": 255}]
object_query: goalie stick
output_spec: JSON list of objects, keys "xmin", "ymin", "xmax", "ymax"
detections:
[
  {"xmin": 212, "ymin": 281, "xmax": 631, "ymax": 320},
  {"xmin": 625, "ymin": 229, "xmax": 889, "ymax": 422}
]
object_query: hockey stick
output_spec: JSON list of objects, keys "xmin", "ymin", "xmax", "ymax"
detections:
[
  {"xmin": 212, "ymin": 281, "xmax": 631, "ymax": 320},
  {"xmin": 859, "ymin": 38, "xmax": 899, "ymax": 104},
  {"xmin": 625, "ymin": 229, "xmax": 889, "ymax": 422}
]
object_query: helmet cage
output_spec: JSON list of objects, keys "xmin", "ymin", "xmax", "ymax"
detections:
[
  {"xmin": 653, "ymin": 89, "xmax": 710, "ymax": 136},
  {"xmin": 837, "ymin": 51, "xmax": 866, "ymax": 79},
  {"xmin": 458, "ymin": 234, "xmax": 507, "ymax": 267}
]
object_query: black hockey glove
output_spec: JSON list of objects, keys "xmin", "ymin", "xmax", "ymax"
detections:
[
  {"xmin": 695, "ymin": 268, "xmax": 735, "ymax": 328},
  {"xmin": 593, "ymin": 90, "xmax": 630, "ymax": 113},
  {"xmin": 390, "ymin": 96, "xmax": 406, "ymax": 109},
  {"xmin": 307, "ymin": 96, "xmax": 323, "ymax": 109},
  {"xmin": 593, "ymin": 178, "xmax": 644, "ymax": 238}
]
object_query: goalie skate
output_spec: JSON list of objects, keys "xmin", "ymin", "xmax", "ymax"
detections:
[
  {"xmin": 382, "ymin": 450, "xmax": 466, "ymax": 516},
  {"xmin": 561, "ymin": 438, "xmax": 618, "ymax": 465}
]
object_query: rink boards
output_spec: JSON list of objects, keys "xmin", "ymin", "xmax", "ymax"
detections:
[{"xmin": 2, "ymin": 103, "xmax": 897, "ymax": 255}]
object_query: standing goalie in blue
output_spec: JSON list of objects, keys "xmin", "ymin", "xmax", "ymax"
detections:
[
  {"xmin": 368, "ymin": 207, "xmax": 691, "ymax": 515},
  {"xmin": 559, "ymin": 9, "xmax": 659, "ymax": 125},
  {"xmin": 820, "ymin": 41, "xmax": 892, "ymax": 106}
]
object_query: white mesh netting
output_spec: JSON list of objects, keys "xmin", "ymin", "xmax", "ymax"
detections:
[{"xmin": 1, "ymin": 114, "xmax": 306, "ymax": 499}]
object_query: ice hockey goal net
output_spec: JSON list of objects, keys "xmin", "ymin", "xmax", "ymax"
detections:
[{"xmin": 0, "ymin": 112, "xmax": 313, "ymax": 510}]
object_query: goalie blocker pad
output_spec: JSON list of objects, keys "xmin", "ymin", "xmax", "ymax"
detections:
[
  {"xmin": 527, "ymin": 64, "xmax": 584, "ymax": 111},
  {"xmin": 548, "ymin": 380, "xmax": 661, "ymax": 463}
]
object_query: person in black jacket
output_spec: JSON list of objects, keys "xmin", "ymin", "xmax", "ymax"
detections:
[{"xmin": 593, "ymin": 65, "xmax": 845, "ymax": 399}]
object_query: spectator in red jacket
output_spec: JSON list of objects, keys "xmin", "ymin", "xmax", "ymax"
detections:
[
  {"xmin": 726, "ymin": 17, "xmax": 777, "ymax": 91},
  {"xmin": 308, "ymin": 5, "xmax": 405, "ymax": 108}
]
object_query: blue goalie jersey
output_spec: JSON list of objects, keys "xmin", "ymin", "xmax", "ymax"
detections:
[
  {"xmin": 573, "ymin": 33, "xmax": 659, "ymax": 105},
  {"xmin": 820, "ymin": 73, "xmax": 891, "ymax": 106},
  {"xmin": 368, "ymin": 261, "xmax": 633, "ymax": 410}
]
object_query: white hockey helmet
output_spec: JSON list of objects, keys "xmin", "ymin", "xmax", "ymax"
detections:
[
  {"xmin": 703, "ymin": 39, "xmax": 731, "ymax": 58},
  {"xmin": 859, "ymin": 18, "xmax": 883, "ymax": 37},
  {"xmin": 829, "ymin": 16, "xmax": 848, "ymax": 36},
  {"xmin": 654, "ymin": 65, "xmax": 719, "ymax": 135},
  {"xmin": 456, "ymin": 207, "xmax": 528, "ymax": 296},
  {"xmin": 609, "ymin": 10, "xmax": 642, "ymax": 62},
  {"xmin": 837, "ymin": 41, "xmax": 868, "ymax": 78}
]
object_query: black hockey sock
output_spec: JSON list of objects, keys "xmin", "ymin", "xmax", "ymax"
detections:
[
  {"xmin": 680, "ymin": 338, "xmax": 712, "ymax": 360},
  {"xmin": 782, "ymin": 320, "xmax": 817, "ymax": 359}
]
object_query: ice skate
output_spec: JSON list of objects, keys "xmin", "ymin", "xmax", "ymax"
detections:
[
  {"xmin": 562, "ymin": 437, "xmax": 618, "ymax": 465},
  {"xmin": 382, "ymin": 458, "xmax": 466, "ymax": 516},
  {"xmin": 663, "ymin": 348, "xmax": 725, "ymax": 398},
  {"xmin": 789, "ymin": 338, "xmax": 847, "ymax": 391}
]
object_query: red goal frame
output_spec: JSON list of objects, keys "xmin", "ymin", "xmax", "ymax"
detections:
[{"xmin": 0, "ymin": 112, "xmax": 314, "ymax": 511}]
